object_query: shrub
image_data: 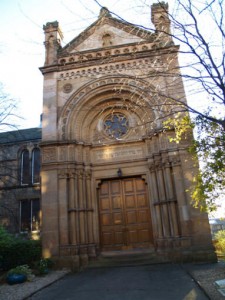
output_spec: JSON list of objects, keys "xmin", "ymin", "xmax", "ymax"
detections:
[
  {"xmin": 0, "ymin": 226, "xmax": 42, "ymax": 270},
  {"xmin": 215, "ymin": 230, "xmax": 225, "ymax": 257},
  {"xmin": 6, "ymin": 265, "xmax": 34, "ymax": 284},
  {"xmin": 0, "ymin": 226, "xmax": 14, "ymax": 243},
  {"xmin": 35, "ymin": 258, "xmax": 54, "ymax": 275},
  {"xmin": 7, "ymin": 265, "xmax": 32, "ymax": 277}
]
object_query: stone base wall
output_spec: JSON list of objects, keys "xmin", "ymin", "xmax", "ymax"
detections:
[
  {"xmin": 53, "ymin": 248, "xmax": 217, "ymax": 272},
  {"xmin": 52, "ymin": 237, "xmax": 217, "ymax": 271}
]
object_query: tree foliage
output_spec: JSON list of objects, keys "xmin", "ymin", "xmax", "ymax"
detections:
[{"xmin": 215, "ymin": 230, "xmax": 225, "ymax": 256}]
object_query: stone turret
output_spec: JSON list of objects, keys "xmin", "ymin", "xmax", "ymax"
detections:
[
  {"xmin": 43, "ymin": 21, "xmax": 63, "ymax": 66},
  {"xmin": 151, "ymin": 2, "xmax": 171, "ymax": 37},
  {"xmin": 99, "ymin": 7, "xmax": 111, "ymax": 18}
]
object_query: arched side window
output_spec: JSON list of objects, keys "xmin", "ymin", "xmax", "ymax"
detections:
[
  {"xmin": 32, "ymin": 148, "xmax": 40, "ymax": 184},
  {"xmin": 21, "ymin": 149, "xmax": 30, "ymax": 185}
]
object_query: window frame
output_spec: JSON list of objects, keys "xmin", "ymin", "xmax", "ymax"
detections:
[
  {"xmin": 20, "ymin": 149, "xmax": 30, "ymax": 185},
  {"xmin": 31, "ymin": 148, "xmax": 40, "ymax": 184},
  {"xmin": 20, "ymin": 198, "xmax": 41, "ymax": 233}
]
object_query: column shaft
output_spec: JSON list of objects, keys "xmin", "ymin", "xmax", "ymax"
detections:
[{"xmin": 58, "ymin": 172, "xmax": 69, "ymax": 245}]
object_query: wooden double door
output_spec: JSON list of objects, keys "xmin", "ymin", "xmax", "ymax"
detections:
[{"xmin": 99, "ymin": 177, "xmax": 153, "ymax": 250}]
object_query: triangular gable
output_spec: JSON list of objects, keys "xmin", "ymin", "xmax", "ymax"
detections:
[{"xmin": 59, "ymin": 8, "xmax": 154, "ymax": 55}]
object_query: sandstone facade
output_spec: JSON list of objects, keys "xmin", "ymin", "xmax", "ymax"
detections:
[{"xmin": 35, "ymin": 4, "xmax": 217, "ymax": 266}]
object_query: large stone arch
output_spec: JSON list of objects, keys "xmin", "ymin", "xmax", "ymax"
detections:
[{"xmin": 58, "ymin": 75, "xmax": 160, "ymax": 142}]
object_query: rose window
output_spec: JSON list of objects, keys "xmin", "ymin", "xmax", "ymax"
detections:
[{"xmin": 104, "ymin": 113, "xmax": 129, "ymax": 139}]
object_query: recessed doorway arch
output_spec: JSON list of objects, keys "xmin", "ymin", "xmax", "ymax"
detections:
[{"xmin": 98, "ymin": 176, "xmax": 154, "ymax": 251}]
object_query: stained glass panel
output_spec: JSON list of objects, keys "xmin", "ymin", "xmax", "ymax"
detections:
[{"xmin": 104, "ymin": 113, "xmax": 128, "ymax": 139}]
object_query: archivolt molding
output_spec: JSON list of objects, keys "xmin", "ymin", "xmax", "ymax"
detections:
[{"xmin": 58, "ymin": 75, "xmax": 160, "ymax": 142}]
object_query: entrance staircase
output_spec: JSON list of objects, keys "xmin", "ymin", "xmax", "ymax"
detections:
[{"xmin": 88, "ymin": 248, "xmax": 169, "ymax": 268}]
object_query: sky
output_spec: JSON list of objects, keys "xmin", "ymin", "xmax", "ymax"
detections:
[{"xmin": 0, "ymin": 0, "xmax": 155, "ymax": 129}]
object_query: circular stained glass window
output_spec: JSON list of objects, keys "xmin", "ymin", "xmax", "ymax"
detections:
[{"xmin": 104, "ymin": 113, "xmax": 129, "ymax": 139}]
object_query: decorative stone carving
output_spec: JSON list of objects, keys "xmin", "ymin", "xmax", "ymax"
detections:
[
  {"xmin": 63, "ymin": 83, "xmax": 73, "ymax": 93},
  {"xmin": 58, "ymin": 75, "xmax": 156, "ymax": 140},
  {"xmin": 59, "ymin": 147, "xmax": 67, "ymax": 161},
  {"xmin": 42, "ymin": 148, "xmax": 57, "ymax": 163},
  {"xmin": 93, "ymin": 145, "xmax": 144, "ymax": 163},
  {"xmin": 58, "ymin": 56, "xmax": 164, "ymax": 80},
  {"xmin": 102, "ymin": 33, "xmax": 112, "ymax": 47}
]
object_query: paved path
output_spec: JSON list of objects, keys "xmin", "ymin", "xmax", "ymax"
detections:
[{"xmin": 28, "ymin": 264, "xmax": 208, "ymax": 300}]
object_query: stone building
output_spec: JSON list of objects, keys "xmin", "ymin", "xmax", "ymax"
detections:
[
  {"xmin": 0, "ymin": 3, "xmax": 215, "ymax": 268},
  {"xmin": 0, "ymin": 128, "xmax": 41, "ymax": 237},
  {"xmin": 39, "ymin": 3, "xmax": 215, "ymax": 267}
]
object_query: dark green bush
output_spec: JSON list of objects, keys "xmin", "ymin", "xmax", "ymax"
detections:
[{"xmin": 0, "ymin": 226, "xmax": 42, "ymax": 270}]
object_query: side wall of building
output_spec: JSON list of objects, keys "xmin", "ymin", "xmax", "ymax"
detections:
[{"xmin": 0, "ymin": 130, "xmax": 41, "ymax": 238}]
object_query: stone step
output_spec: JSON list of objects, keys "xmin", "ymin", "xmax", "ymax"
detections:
[{"xmin": 88, "ymin": 249, "xmax": 169, "ymax": 268}]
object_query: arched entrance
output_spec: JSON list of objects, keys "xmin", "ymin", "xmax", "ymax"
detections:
[{"xmin": 98, "ymin": 177, "xmax": 153, "ymax": 251}]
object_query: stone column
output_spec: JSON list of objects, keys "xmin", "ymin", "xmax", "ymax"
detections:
[
  {"xmin": 68, "ymin": 172, "xmax": 76, "ymax": 245},
  {"xmin": 78, "ymin": 169, "xmax": 86, "ymax": 246},
  {"xmin": 41, "ymin": 169, "xmax": 59, "ymax": 258},
  {"xmin": 86, "ymin": 170, "xmax": 94, "ymax": 246},
  {"xmin": 148, "ymin": 160, "xmax": 163, "ymax": 238},
  {"xmin": 170, "ymin": 155, "xmax": 190, "ymax": 237},
  {"xmin": 164, "ymin": 161, "xmax": 180, "ymax": 237},
  {"xmin": 58, "ymin": 170, "xmax": 69, "ymax": 245},
  {"xmin": 74, "ymin": 170, "xmax": 80, "ymax": 245},
  {"xmin": 156, "ymin": 161, "xmax": 170, "ymax": 237}
]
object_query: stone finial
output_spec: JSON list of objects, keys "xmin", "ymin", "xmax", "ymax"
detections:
[
  {"xmin": 152, "ymin": 1, "xmax": 168, "ymax": 10},
  {"xmin": 151, "ymin": 2, "xmax": 171, "ymax": 38},
  {"xmin": 43, "ymin": 21, "xmax": 64, "ymax": 40},
  {"xmin": 43, "ymin": 21, "xmax": 59, "ymax": 30},
  {"xmin": 99, "ymin": 7, "xmax": 111, "ymax": 18},
  {"xmin": 43, "ymin": 21, "xmax": 63, "ymax": 66}
]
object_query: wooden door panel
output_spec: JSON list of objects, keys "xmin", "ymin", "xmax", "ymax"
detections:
[
  {"xmin": 113, "ymin": 212, "xmax": 123, "ymax": 225},
  {"xmin": 111, "ymin": 180, "xmax": 121, "ymax": 194},
  {"xmin": 101, "ymin": 227, "xmax": 125, "ymax": 248},
  {"xmin": 135, "ymin": 178, "xmax": 145, "ymax": 191},
  {"xmin": 136, "ymin": 194, "xmax": 147, "ymax": 207},
  {"xmin": 100, "ymin": 182, "xmax": 109, "ymax": 195},
  {"xmin": 102, "ymin": 232, "xmax": 113, "ymax": 245},
  {"xmin": 128, "ymin": 230, "xmax": 138, "ymax": 243},
  {"xmin": 126, "ymin": 211, "xmax": 137, "ymax": 224},
  {"xmin": 99, "ymin": 177, "xmax": 153, "ymax": 250},
  {"xmin": 138, "ymin": 229, "xmax": 150, "ymax": 242},
  {"xmin": 127, "ymin": 227, "xmax": 151, "ymax": 243},
  {"xmin": 137, "ymin": 210, "xmax": 149, "ymax": 223},
  {"xmin": 112, "ymin": 196, "xmax": 122, "ymax": 209},
  {"xmin": 123, "ymin": 179, "xmax": 134, "ymax": 192},
  {"xmin": 125, "ymin": 195, "xmax": 135, "ymax": 208},
  {"xmin": 100, "ymin": 197, "xmax": 111, "ymax": 210},
  {"xmin": 101, "ymin": 213, "xmax": 112, "ymax": 226},
  {"xmin": 114, "ymin": 230, "xmax": 124, "ymax": 244}
]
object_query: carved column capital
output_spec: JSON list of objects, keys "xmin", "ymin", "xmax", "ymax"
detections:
[
  {"xmin": 170, "ymin": 157, "xmax": 181, "ymax": 166},
  {"xmin": 85, "ymin": 170, "xmax": 92, "ymax": 180},
  {"xmin": 58, "ymin": 170, "xmax": 68, "ymax": 179}
]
